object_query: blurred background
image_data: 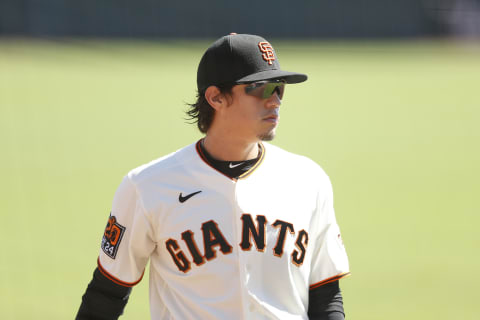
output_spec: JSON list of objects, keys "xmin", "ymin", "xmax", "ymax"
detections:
[
  {"xmin": 1, "ymin": 1, "xmax": 479, "ymax": 319},
  {"xmin": 1, "ymin": 0, "xmax": 480, "ymax": 38}
]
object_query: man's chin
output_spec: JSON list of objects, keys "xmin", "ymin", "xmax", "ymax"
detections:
[{"xmin": 258, "ymin": 130, "xmax": 276, "ymax": 141}]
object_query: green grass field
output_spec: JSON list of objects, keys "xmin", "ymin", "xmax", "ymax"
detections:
[{"xmin": 1, "ymin": 38, "xmax": 479, "ymax": 319}]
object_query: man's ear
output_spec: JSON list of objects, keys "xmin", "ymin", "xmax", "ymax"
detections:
[{"xmin": 205, "ymin": 86, "xmax": 228, "ymax": 111}]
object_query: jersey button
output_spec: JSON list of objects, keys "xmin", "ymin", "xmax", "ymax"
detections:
[{"xmin": 249, "ymin": 304, "xmax": 255, "ymax": 312}]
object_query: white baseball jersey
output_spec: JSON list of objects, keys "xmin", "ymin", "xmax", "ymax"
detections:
[{"xmin": 98, "ymin": 140, "xmax": 349, "ymax": 320}]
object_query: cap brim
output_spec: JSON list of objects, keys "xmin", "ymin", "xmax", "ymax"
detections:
[{"xmin": 236, "ymin": 70, "xmax": 307, "ymax": 84}]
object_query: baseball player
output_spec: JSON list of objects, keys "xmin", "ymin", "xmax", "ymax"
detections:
[{"xmin": 76, "ymin": 33, "xmax": 350, "ymax": 320}]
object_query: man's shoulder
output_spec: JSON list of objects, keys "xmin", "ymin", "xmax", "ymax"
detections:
[
  {"xmin": 126, "ymin": 141, "xmax": 198, "ymax": 183},
  {"xmin": 263, "ymin": 142, "xmax": 327, "ymax": 176}
]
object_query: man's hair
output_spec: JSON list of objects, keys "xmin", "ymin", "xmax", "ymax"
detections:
[{"xmin": 186, "ymin": 84, "xmax": 234, "ymax": 134}]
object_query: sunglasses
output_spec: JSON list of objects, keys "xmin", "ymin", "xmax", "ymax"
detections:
[{"xmin": 244, "ymin": 80, "xmax": 285, "ymax": 100}]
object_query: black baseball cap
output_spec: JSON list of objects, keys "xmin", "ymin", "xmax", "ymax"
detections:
[{"xmin": 197, "ymin": 33, "xmax": 308, "ymax": 93}]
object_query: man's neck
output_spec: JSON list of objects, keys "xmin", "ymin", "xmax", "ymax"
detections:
[{"xmin": 202, "ymin": 135, "xmax": 259, "ymax": 161}]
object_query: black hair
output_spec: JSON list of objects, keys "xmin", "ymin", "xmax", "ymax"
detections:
[{"xmin": 185, "ymin": 84, "xmax": 234, "ymax": 134}]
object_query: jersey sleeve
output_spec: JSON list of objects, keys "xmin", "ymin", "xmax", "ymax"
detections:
[
  {"xmin": 309, "ymin": 174, "xmax": 350, "ymax": 290},
  {"xmin": 98, "ymin": 175, "xmax": 156, "ymax": 287}
]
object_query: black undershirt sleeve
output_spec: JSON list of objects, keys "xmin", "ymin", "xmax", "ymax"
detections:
[
  {"xmin": 76, "ymin": 267, "xmax": 132, "ymax": 320},
  {"xmin": 308, "ymin": 280, "xmax": 345, "ymax": 320}
]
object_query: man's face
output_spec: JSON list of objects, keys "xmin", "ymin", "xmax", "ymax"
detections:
[{"xmin": 219, "ymin": 83, "xmax": 282, "ymax": 142}]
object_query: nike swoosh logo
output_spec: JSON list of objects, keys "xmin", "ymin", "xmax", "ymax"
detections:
[
  {"xmin": 179, "ymin": 191, "xmax": 202, "ymax": 203},
  {"xmin": 229, "ymin": 162, "xmax": 244, "ymax": 168}
]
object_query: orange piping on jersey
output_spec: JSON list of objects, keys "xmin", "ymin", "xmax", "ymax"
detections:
[
  {"xmin": 309, "ymin": 272, "xmax": 351, "ymax": 290},
  {"xmin": 195, "ymin": 139, "xmax": 237, "ymax": 181},
  {"xmin": 238, "ymin": 142, "xmax": 265, "ymax": 179},
  {"xmin": 97, "ymin": 257, "xmax": 144, "ymax": 287}
]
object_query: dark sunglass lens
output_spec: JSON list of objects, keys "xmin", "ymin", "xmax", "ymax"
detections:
[
  {"xmin": 245, "ymin": 82, "xmax": 266, "ymax": 96},
  {"xmin": 276, "ymin": 85, "xmax": 284, "ymax": 99},
  {"xmin": 245, "ymin": 81, "xmax": 285, "ymax": 99},
  {"xmin": 263, "ymin": 83, "xmax": 284, "ymax": 99}
]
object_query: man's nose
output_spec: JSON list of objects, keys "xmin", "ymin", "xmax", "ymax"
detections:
[{"xmin": 265, "ymin": 91, "xmax": 281, "ymax": 108}]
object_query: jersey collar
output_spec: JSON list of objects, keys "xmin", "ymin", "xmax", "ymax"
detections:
[{"xmin": 195, "ymin": 139, "xmax": 265, "ymax": 181}]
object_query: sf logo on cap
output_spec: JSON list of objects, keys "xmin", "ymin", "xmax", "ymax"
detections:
[{"xmin": 258, "ymin": 42, "xmax": 276, "ymax": 65}]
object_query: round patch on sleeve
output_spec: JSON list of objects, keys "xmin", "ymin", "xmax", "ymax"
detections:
[{"xmin": 101, "ymin": 214, "xmax": 126, "ymax": 259}]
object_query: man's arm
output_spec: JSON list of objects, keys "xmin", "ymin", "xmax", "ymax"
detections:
[
  {"xmin": 76, "ymin": 267, "xmax": 132, "ymax": 320},
  {"xmin": 308, "ymin": 280, "xmax": 345, "ymax": 320}
]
